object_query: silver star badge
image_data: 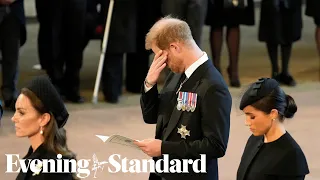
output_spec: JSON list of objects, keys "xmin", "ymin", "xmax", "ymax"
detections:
[{"xmin": 177, "ymin": 125, "xmax": 190, "ymax": 139}]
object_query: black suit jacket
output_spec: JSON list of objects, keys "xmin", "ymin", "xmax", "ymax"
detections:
[
  {"xmin": 16, "ymin": 144, "xmax": 74, "ymax": 180},
  {"xmin": 140, "ymin": 59, "xmax": 232, "ymax": 180},
  {"xmin": 237, "ymin": 132, "xmax": 309, "ymax": 180}
]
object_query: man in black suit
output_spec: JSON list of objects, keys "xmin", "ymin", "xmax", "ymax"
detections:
[
  {"xmin": 0, "ymin": 0, "xmax": 26, "ymax": 110},
  {"xmin": 135, "ymin": 16, "xmax": 232, "ymax": 180}
]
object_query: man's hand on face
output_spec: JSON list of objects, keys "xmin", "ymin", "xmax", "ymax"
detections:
[{"xmin": 145, "ymin": 50, "xmax": 167, "ymax": 87}]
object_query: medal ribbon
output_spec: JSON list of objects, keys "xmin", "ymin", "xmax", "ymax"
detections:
[
  {"xmin": 193, "ymin": 93, "xmax": 197, "ymax": 109},
  {"xmin": 188, "ymin": 93, "xmax": 192, "ymax": 109},
  {"xmin": 178, "ymin": 91, "xmax": 183, "ymax": 101},
  {"xmin": 183, "ymin": 92, "xmax": 187, "ymax": 107}
]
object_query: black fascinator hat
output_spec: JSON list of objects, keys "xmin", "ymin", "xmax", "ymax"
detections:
[
  {"xmin": 239, "ymin": 78, "xmax": 280, "ymax": 110},
  {"xmin": 25, "ymin": 75, "xmax": 69, "ymax": 128}
]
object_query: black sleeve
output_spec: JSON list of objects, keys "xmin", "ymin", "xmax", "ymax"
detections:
[
  {"xmin": 271, "ymin": 147, "xmax": 309, "ymax": 179},
  {"xmin": 140, "ymin": 84, "xmax": 160, "ymax": 124},
  {"xmin": 275, "ymin": 176, "xmax": 306, "ymax": 180},
  {"xmin": 39, "ymin": 173, "xmax": 74, "ymax": 180},
  {"xmin": 161, "ymin": 85, "xmax": 232, "ymax": 159}
]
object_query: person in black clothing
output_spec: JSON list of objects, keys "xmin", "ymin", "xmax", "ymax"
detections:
[
  {"xmin": 205, "ymin": 0, "xmax": 255, "ymax": 87},
  {"xmin": 237, "ymin": 78, "xmax": 309, "ymax": 180},
  {"xmin": 83, "ymin": 0, "xmax": 162, "ymax": 103},
  {"xmin": 35, "ymin": 0, "xmax": 86, "ymax": 103},
  {"xmin": 0, "ymin": 0, "xmax": 26, "ymax": 110},
  {"xmin": 259, "ymin": 0, "xmax": 302, "ymax": 86},
  {"xmin": 125, "ymin": 0, "xmax": 162, "ymax": 94},
  {"xmin": 82, "ymin": 0, "xmax": 138, "ymax": 103},
  {"xmin": 14, "ymin": 76, "xmax": 77, "ymax": 180},
  {"xmin": 305, "ymin": 0, "xmax": 320, "ymax": 57},
  {"xmin": 136, "ymin": 16, "xmax": 232, "ymax": 180}
]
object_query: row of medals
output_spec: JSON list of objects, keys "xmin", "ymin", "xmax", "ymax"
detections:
[{"xmin": 177, "ymin": 99, "xmax": 195, "ymax": 112}]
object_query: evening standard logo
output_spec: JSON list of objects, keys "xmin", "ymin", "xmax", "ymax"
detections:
[
  {"xmin": 6, "ymin": 154, "xmax": 207, "ymax": 178},
  {"xmin": 5, "ymin": 135, "xmax": 207, "ymax": 178}
]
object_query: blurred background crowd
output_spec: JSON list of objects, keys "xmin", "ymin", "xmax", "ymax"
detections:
[{"xmin": 0, "ymin": 0, "xmax": 319, "ymax": 111}]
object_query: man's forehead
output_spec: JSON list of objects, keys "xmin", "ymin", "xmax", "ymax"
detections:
[{"xmin": 151, "ymin": 43, "xmax": 160, "ymax": 52}]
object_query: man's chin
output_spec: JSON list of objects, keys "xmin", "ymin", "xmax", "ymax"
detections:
[{"xmin": 169, "ymin": 67, "xmax": 182, "ymax": 74}]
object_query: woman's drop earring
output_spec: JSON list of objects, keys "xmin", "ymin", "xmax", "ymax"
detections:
[{"xmin": 40, "ymin": 127, "xmax": 43, "ymax": 135}]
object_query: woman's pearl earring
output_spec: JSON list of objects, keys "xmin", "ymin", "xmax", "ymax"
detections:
[{"xmin": 40, "ymin": 127, "xmax": 43, "ymax": 135}]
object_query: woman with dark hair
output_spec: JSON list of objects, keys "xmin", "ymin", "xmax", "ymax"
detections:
[
  {"xmin": 13, "ymin": 75, "xmax": 78, "ymax": 180},
  {"xmin": 305, "ymin": 0, "xmax": 320, "ymax": 56},
  {"xmin": 205, "ymin": 0, "xmax": 255, "ymax": 87},
  {"xmin": 258, "ymin": 0, "xmax": 302, "ymax": 86},
  {"xmin": 237, "ymin": 78, "xmax": 309, "ymax": 180}
]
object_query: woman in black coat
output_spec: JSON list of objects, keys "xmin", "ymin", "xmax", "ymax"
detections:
[
  {"xmin": 205, "ymin": 0, "xmax": 255, "ymax": 87},
  {"xmin": 305, "ymin": 0, "xmax": 320, "ymax": 56},
  {"xmin": 13, "ymin": 76, "xmax": 77, "ymax": 180},
  {"xmin": 258, "ymin": 0, "xmax": 302, "ymax": 86},
  {"xmin": 236, "ymin": 78, "xmax": 309, "ymax": 180}
]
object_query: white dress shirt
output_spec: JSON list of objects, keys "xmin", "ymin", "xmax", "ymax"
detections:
[{"xmin": 144, "ymin": 52, "xmax": 209, "ymax": 92}]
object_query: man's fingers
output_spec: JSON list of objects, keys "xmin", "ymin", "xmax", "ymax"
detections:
[
  {"xmin": 150, "ymin": 52, "xmax": 164, "ymax": 68},
  {"xmin": 153, "ymin": 50, "xmax": 163, "ymax": 62},
  {"xmin": 157, "ymin": 63, "xmax": 167, "ymax": 73},
  {"xmin": 155, "ymin": 55, "xmax": 167, "ymax": 69},
  {"xmin": 134, "ymin": 141, "xmax": 146, "ymax": 147}
]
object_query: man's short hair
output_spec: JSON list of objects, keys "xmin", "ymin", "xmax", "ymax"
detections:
[{"xmin": 145, "ymin": 16, "xmax": 193, "ymax": 50}]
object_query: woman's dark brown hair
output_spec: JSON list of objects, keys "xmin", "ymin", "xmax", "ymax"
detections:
[
  {"xmin": 251, "ymin": 86, "xmax": 298, "ymax": 122},
  {"xmin": 21, "ymin": 88, "xmax": 78, "ymax": 179}
]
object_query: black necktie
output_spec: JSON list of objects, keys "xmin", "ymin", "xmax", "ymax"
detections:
[
  {"xmin": 180, "ymin": 73, "xmax": 187, "ymax": 83},
  {"xmin": 176, "ymin": 73, "xmax": 187, "ymax": 94}
]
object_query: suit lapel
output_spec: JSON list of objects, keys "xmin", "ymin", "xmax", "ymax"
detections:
[
  {"xmin": 162, "ymin": 60, "xmax": 212, "ymax": 141},
  {"xmin": 16, "ymin": 145, "xmax": 44, "ymax": 180},
  {"xmin": 156, "ymin": 74, "xmax": 182, "ymax": 138},
  {"xmin": 238, "ymin": 137, "xmax": 264, "ymax": 180}
]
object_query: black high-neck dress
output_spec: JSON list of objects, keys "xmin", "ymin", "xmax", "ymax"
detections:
[{"xmin": 237, "ymin": 132, "xmax": 309, "ymax": 180}]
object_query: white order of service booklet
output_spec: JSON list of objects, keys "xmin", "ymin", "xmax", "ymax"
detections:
[{"xmin": 95, "ymin": 134, "xmax": 141, "ymax": 150}]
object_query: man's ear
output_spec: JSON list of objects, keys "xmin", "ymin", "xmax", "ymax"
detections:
[{"xmin": 169, "ymin": 42, "xmax": 181, "ymax": 53}]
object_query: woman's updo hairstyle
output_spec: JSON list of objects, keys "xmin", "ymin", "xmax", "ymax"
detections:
[{"xmin": 239, "ymin": 78, "xmax": 297, "ymax": 122}]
